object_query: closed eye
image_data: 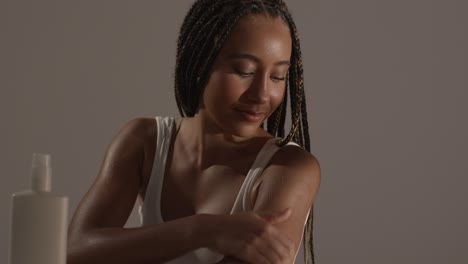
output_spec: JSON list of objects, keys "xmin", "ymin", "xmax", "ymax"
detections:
[
  {"xmin": 271, "ymin": 76, "xmax": 286, "ymax": 82},
  {"xmin": 235, "ymin": 69, "xmax": 254, "ymax": 78}
]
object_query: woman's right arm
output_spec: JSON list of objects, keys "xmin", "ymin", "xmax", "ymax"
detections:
[
  {"xmin": 67, "ymin": 118, "xmax": 296, "ymax": 264},
  {"xmin": 67, "ymin": 118, "xmax": 206, "ymax": 264}
]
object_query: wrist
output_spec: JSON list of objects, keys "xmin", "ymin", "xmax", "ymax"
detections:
[{"xmin": 192, "ymin": 213, "xmax": 216, "ymax": 249}]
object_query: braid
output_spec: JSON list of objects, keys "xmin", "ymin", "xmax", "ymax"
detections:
[
  {"xmin": 301, "ymin": 80, "xmax": 311, "ymax": 151},
  {"xmin": 174, "ymin": 1, "xmax": 316, "ymax": 263},
  {"xmin": 278, "ymin": 88, "xmax": 287, "ymax": 137},
  {"xmin": 277, "ymin": 8, "xmax": 317, "ymax": 263},
  {"xmin": 175, "ymin": 0, "xmax": 228, "ymax": 116}
]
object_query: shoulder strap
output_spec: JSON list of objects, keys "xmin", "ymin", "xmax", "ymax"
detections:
[{"xmin": 140, "ymin": 116, "xmax": 175, "ymax": 225}]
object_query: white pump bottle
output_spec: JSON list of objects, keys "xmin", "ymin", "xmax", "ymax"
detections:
[{"xmin": 9, "ymin": 153, "xmax": 68, "ymax": 264}]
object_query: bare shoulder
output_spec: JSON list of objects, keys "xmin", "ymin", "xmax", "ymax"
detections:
[
  {"xmin": 269, "ymin": 143, "xmax": 321, "ymax": 186},
  {"xmin": 253, "ymin": 141, "xmax": 321, "ymax": 210},
  {"xmin": 94, "ymin": 116, "xmax": 158, "ymax": 184},
  {"xmin": 277, "ymin": 143, "xmax": 319, "ymax": 166},
  {"xmin": 264, "ymin": 143, "xmax": 321, "ymax": 205},
  {"xmin": 68, "ymin": 117, "xmax": 158, "ymax": 236},
  {"xmin": 118, "ymin": 117, "xmax": 157, "ymax": 144}
]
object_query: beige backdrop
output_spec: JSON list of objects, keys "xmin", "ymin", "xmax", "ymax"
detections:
[{"xmin": 1, "ymin": 0, "xmax": 467, "ymax": 263}]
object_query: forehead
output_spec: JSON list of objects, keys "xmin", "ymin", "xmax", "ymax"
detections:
[{"xmin": 217, "ymin": 14, "xmax": 292, "ymax": 62}]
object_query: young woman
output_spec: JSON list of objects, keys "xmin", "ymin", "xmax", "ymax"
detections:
[{"xmin": 67, "ymin": 1, "xmax": 321, "ymax": 263}]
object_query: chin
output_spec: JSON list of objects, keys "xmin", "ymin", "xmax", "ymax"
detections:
[
  {"xmin": 206, "ymin": 110, "xmax": 264, "ymax": 138},
  {"xmin": 223, "ymin": 121, "xmax": 262, "ymax": 139}
]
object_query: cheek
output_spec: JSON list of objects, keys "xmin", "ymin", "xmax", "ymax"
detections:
[
  {"xmin": 270, "ymin": 86, "xmax": 286, "ymax": 110},
  {"xmin": 223, "ymin": 77, "xmax": 247, "ymax": 101},
  {"xmin": 205, "ymin": 72, "xmax": 245, "ymax": 105}
]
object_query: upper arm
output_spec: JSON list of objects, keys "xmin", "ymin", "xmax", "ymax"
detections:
[
  {"xmin": 251, "ymin": 145, "xmax": 321, "ymax": 253},
  {"xmin": 68, "ymin": 117, "xmax": 155, "ymax": 241}
]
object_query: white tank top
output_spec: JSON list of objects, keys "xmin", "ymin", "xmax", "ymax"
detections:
[{"xmin": 139, "ymin": 116, "xmax": 310, "ymax": 263}]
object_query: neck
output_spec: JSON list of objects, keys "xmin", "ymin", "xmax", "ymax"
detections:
[{"xmin": 179, "ymin": 111, "xmax": 270, "ymax": 169}]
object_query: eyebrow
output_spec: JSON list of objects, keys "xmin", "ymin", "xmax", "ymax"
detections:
[{"xmin": 228, "ymin": 53, "xmax": 290, "ymax": 66}]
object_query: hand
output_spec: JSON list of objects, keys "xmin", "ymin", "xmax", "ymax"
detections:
[{"xmin": 206, "ymin": 208, "xmax": 296, "ymax": 264}]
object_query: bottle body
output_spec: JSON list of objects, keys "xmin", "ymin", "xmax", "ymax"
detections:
[{"xmin": 9, "ymin": 191, "xmax": 68, "ymax": 264}]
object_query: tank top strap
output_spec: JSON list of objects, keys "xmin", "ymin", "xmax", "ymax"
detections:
[{"xmin": 139, "ymin": 116, "xmax": 176, "ymax": 225}]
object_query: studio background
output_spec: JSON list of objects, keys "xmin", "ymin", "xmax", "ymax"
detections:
[{"xmin": 1, "ymin": 0, "xmax": 467, "ymax": 263}]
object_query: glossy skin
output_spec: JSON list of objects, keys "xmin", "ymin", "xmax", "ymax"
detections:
[
  {"xmin": 67, "ymin": 15, "xmax": 321, "ymax": 264},
  {"xmin": 198, "ymin": 14, "xmax": 291, "ymax": 140}
]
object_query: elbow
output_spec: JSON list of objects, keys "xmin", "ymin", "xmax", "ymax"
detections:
[
  {"xmin": 66, "ymin": 228, "xmax": 96, "ymax": 264},
  {"xmin": 66, "ymin": 235, "xmax": 85, "ymax": 264}
]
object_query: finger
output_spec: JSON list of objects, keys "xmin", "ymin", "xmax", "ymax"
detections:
[
  {"xmin": 261, "ymin": 224, "xmax": 296, "ymax": 262},
  {"xmin": 236, "ymin": 239, "xmax": 270, "ymax": 264},
  {"xmin": 265, "ymin": 208, "xmax": 291, "ymax": 224},
  {"xmin": 258, "ymin": 208, "xmax": 288, "ymax": 222},
  {"xmin": 255, "ymin": 233, "xmax": 285, "ymax": 263}
]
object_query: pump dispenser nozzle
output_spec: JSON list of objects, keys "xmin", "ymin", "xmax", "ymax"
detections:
[{"xmin": 31, "ymin": 153, "xmax": 51, "ymax": 192}]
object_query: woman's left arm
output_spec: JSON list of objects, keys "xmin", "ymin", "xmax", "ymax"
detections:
[
  {"xmin": 214, "ymin": 146, "xmax": 321, "ymax": 264},
  {"xmin": 250, "ymin": 145, "xmax": 321, "ymax": 262}
]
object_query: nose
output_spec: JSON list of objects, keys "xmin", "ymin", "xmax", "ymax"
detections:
[{"xmin": 245, "ymin": 73, "xmax": 269, "ymax": 104}]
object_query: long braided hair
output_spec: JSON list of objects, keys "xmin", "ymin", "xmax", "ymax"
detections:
[{"xmin": 174, "ymin": 0, "xmax": 315, "ymax": 263}]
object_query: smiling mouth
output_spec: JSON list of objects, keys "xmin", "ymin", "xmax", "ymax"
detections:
[{"xmin": 236, "ymin": 109, "xmax": 265, "ymax": 122}]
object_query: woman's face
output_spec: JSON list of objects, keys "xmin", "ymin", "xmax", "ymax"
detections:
[{"xmin": 199, "ymin": 14, "xmax": 292, "ymax": 138}]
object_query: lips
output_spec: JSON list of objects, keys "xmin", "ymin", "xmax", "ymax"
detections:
[{"xmin": 236, "ymin": 108, "xmax": 266, "ymax": 122}]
